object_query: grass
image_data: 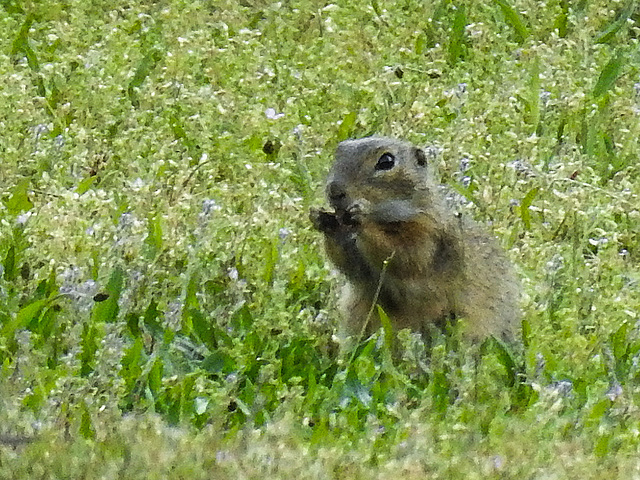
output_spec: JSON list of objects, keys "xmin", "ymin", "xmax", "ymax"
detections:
[{"xmin": 1, "ymin": 0, "xmax": 639, "ymax": 477}]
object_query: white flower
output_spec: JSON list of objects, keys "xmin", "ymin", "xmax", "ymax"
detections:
[
  {"xmin": 16, "ymin": 211, "xmax": 33, "ymax": 225},
  {"xmin": 265, "ymin": 107, "xmax": 284, "ymax": 120}
]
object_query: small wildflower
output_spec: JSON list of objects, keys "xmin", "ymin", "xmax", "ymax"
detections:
[
  {"xmin": 59, "ymin": 269, "xmax": 98, "ymax": 312},
  {"xmin": 424, "ymin": 145, "xmax": 441, "ymax": 162},
  {"xmin": 539, "ymin": 91, "xmax": 551, "ymax": 107},
  {"xmin": 459, "ymin": 157, "xmax": 470, "ymax": 172},
  {"xmin": 606, "ymin": 382, "xmax": 622, "ymax": 401},
  {"xmin": 216, "ymin": 450, "xmax": 231, "ymax": 463},
  {"xmin": 265, "ymin": 107, "xmax": 284, "ymax": 120},
  {"xmin": 546, "ymin": 254, "xmax": 564, "ymax": 273},
  {"xmin": 16, "ymin": 211, "xmax": 33, "ymax": 225},
  {"xmin": 32, "ymin": 123, "xmax": 49, "ymax": 142},
  {"xmin": 228, "ymin": 267, "xmax": 239, "ymax": 281},
  {"xmin": 508, "ymin": 159, "xmax": 535, "ymax": 177},
  {"xmin": 118, "ymin": 212, "xmax": 135, "ymax": 230},
  {"xmin": 131, "ymin": 177, "xmax": 145, "ymax": 191},
  {"xmin": 278, "ymin": 227, "xmax": 290, "ymax": 240},
  {"xmin": 588, "ymin": 237, "xmax": 608, "ymax": 247},
  {"xmin": 200, "ymin": 199, "xmax": 221, "ymax": 219},
  {"xmin": 550, "ymin": 380, "xmax": 573, "ymax": 398}
]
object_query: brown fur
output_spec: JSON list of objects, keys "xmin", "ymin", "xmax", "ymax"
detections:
[{"xmin": 310, "ymin": 137, "xmax": 520, "ymax": 342}]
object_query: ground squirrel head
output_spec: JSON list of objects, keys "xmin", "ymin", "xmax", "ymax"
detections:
[{"xmin": 326, "ymin": 137, "xmax": 430, "ymax": 223}]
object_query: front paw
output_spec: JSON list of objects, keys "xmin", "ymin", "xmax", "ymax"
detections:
[
  {"xmin": 342, "ymin": 203, "xmax": 363, "ymax": 227},
  {"xmin": 309, "ymin": 208, "xmax": 340, "ymax": 233}
]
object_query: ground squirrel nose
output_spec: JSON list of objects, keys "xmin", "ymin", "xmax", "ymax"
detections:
[{"xmin": 327, "ymin": 181, "xmax": 347, "ymax": 209}]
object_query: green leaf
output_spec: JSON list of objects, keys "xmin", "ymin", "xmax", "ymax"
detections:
[
  {"xmin": 594, "ymin": 433, "xmax": 612, "ymax": 458},
  {"xmin": 4, "ymin": 178, "xmax": 33, "ymax": 215},
  {"xmin": 493, "ymin": 0, "xmax": 529, "ymax": 43},
  {"xmin": 128, "ymin": 48, "xmax": 164, "ymax": 105},
  {"xmin": 91, "ymin": 267, "xmax": 124, "ymax": 323},
  {"xmin": 2, "ymin": 298, "xmax": 48, "ymax": 338},
  {"xmin": 431, "ymin": 371, "xmax": 450, "ymax": 413},
  {"xmin": 262, "ymin": 237, "xmax": 279, "ymax": 285},
  {"xmin": 121, "ymin": 338, "xmax": 145, "ymax": 391},
  {"xmin": 11, "ymin": 13, "xmax": 39, "ymax": 71},
  {"xmin": 167, "ymin": 108, "xmax": 199, "ymax": 158},
  {"xmin": 3, "ymin": 245, "xmax": 16, "ymax": 281},
  {"xmin": 181, "ymin": 273, "xmax": 200, "ymax": 335},
  {"xmin": 337, "ymin": 111, "xmax": 357, "ymax": 141},
  {"xmin": 126, "ymin": 312, "xmax": 142, "ymax": 338},
  {"xmin": 16, "ymin": 299, "xmax": 48, "ymax": 330},
  {"xmin": 148, "ymin": 357, "xmax": 164, "ymax": 397},
  {"xmin": 595, "ymin": 0, "xmax": 636, "ymax": 44},
  {"xmin": 520, "ymin": 187, "xmax": 539, "ymax": 231},
  {"xmin": 80, "ymin": 323, "xmax": 99, "ymax": 376},
  {"xmin": 593, "ymin": 51, "xmax": 625, "ymax": 98},
  {"xmin": 448, "ymin": 5, "xmax": 467, "ymax": 65},
  {"xmin": 201, "ymin": 350, "xmax": 237, "ymax": 375},
  {"xmin": 587, "ymin": 398, "xmax": 611, "ymax": 426},
  {"xmin": 483, "ymin": 336, "xmax": 518, "ymax": 387},
  {"xmin": 191, "ymin": 308, "xmax": 216, "ymax": 350},
  {"xmin": 76, "ymin": 175, "xmax": 97, "ymax": 195},
  {"xmin": 1, "ymin": 0, "xmax": 25, "ymax": 14},
  {"xmin": 610, "ymin": 321, "xmax": 629, "ymax": 364},
  {"xmin": 143, "ymin": 299, "xmax": 163, "ymax": 337},
  {"xmin": 144, "ymin": 213, "xmax": 163, "ymax": 259},
  {"xmin": 553, "ymin": 0, "xmax": 569, "ymax": 38},
  {"xmin": 79, "ymin": 402, "xmax": 96, "ymax": 440},
  {"xmin": 166, "ymin": 383, "xmax": 183, "ymax": 425},
  {"xmin": 521, "ymin": 318, "xmax": 531, "ymax": 349},
  {"xmin": 414, "ymin": 33, "xmax": 426, "ymax": 55},
  {"xmin": 128, "ymin": 49, "xmax": 164, "ymax": 91}
]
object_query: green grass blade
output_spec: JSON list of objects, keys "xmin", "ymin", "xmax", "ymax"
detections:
[
  {"xmin": 493, "ymin": 0, "xmax": 529, "ymax": 43},
  {"xmin": 595, "ymin": 0, "xmax": 637, "ymax": 44},
  {"xmin": 520, "ymin": 187, "xmax": 539, "ymax": 231},
  {"xmin": 593, "ymin": 50, "xmax": 626, "ymax": 98},
  {"xmin": 448, "ymin": 5, "xmax": 467, "ymax": 65}
]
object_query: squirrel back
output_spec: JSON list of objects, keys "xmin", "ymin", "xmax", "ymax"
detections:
[{"xmin": 311, "ymin": 136, "xmax": 521, "ymax": 342}]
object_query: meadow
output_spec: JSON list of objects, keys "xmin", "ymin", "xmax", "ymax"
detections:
[{"xmin": 1, "ymin": 0, "xmax": 639, "ymax": 477}]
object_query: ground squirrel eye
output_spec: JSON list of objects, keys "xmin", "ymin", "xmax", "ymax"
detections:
[{"xmin": 375, "ymin": 152, "xmax": 395, "ymax": 171}]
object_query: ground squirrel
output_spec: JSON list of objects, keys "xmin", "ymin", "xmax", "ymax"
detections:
[{"xmin": 310, "ymin": 137, "xmax": 520, "ymax": 343}]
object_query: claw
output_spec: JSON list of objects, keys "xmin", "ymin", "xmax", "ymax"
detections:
[{"xmin": 341, "ymin": 202, "xmax": 365, "ymax": 227}]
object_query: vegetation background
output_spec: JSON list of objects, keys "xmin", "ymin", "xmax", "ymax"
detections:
[{"xmin": 1, "ymin": 0, "xmax": 639, "ymax": 477}]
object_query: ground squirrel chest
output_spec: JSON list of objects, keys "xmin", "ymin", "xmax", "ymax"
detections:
[{"xmin": 310, "ymin": 136, "xmax": 521, "ymax": 342}]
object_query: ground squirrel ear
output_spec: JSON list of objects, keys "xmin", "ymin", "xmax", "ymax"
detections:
[{"xmin": 415, "ymin": 148, "xmax": 427, "ymax": 167}]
